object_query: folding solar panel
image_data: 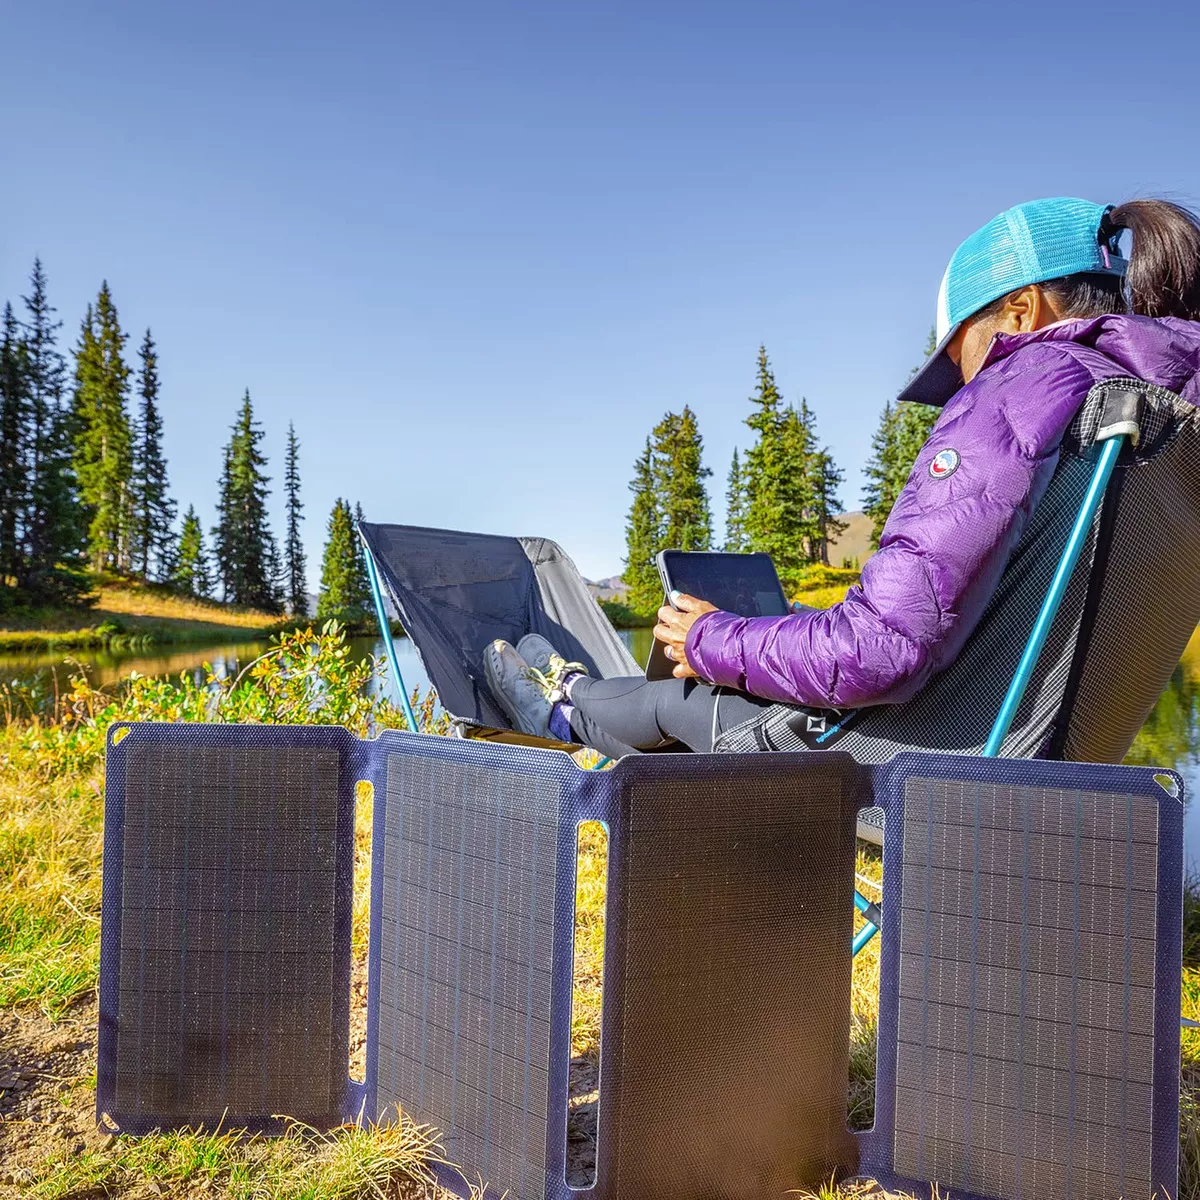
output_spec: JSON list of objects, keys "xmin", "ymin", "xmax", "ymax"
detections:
[
  {"xmin": 368, "ymin": 744, "xmax": 574, "ymax": 1199},
  {"xmin": 859, "ymin": 753, "xmax": 1183, "ymax": 1200},
  {"xmin": 98, "ymin": 725, "xmax": 1183, "ymax": 1200},
  {"xmin": 97, "ymin": 726, "xmax": 360, "ymax": 1133}
]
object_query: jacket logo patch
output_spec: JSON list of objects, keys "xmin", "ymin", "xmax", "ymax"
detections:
[
  {"xmin": 806, "ymin": 715, "xmax": 826, "ymax": 733},
  {"xmin": 929, "ymin": 448, "xmax": 960, "ymax": 479}
]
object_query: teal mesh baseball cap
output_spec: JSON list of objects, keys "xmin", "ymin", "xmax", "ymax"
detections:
[{"xmin": 897, "ymin": 197, "xmax": 1128, "ymax": 407}]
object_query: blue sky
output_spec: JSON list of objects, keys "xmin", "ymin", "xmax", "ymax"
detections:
[{"xmin": 3, "ymin": 0, "xmax": 1199, "ymax": 583}]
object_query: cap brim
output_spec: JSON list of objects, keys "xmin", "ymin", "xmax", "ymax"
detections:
[{"xmin": 895, "ymin": 324, "xmax": 964, "ymax": 407}]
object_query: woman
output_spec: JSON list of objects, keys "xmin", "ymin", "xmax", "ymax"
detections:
[{"xmin": 485, "ymin": 197, "xmax": 1200, "ymax": 759}]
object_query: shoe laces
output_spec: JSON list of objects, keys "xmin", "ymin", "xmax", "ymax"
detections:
[{"xmin": 522, "ymin": 653, "xmax": 587, "ymax": 703}]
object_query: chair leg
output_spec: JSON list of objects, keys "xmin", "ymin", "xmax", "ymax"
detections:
[{"xmin": 853, "ymin": 888, "xmax": 881, "ymax": 955}]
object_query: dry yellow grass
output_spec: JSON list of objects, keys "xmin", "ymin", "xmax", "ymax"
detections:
[
  {"xmin": 0, "ymin": 583, "xmax": 286, "ymax": 652},
  {"xmin": 571, "ymin": 820, "xmax": 608, "ymax": 1065},
  {"xmin": 94, "ymin": 584, "xmax": 283, "ymax": 629}
]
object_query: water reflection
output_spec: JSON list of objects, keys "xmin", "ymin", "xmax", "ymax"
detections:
[{"xmin": 1125, "ymin": 635, "xmax": 1200, "ymax": 866}]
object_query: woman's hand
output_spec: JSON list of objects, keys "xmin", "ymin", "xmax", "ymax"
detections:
[{"xmin": 654, "ymin": 592, "xmax": 719, "ymax": 679}]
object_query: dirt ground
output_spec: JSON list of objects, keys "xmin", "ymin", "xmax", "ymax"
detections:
[
  {"xmin": 0, "ymin": 997, "xmax": 107, "ymax": 1197},
  {"xmin": 1, "ymin": 959, "xmax": 597, "ymax": 1197}
]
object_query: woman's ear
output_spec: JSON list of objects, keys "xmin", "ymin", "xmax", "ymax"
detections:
[{"xmin": 1001, "ymin": 284, "xmax": 1058, "ymax": 333}]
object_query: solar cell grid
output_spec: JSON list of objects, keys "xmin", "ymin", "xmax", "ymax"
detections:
[
  {"xmin": 112, "ymin": 743, "xmax": 345, "ymax": 1125},
  {"xmin": 603, "ymin": 760, "xmax": 860, "ymax": 1199},
  {"xmin": 373, "ymin": 753, "xmax": 561, "ymax": 1200},
  {"xmin": 894, "ymin": 777, "xmax": 1159, "ymax": 1200}
]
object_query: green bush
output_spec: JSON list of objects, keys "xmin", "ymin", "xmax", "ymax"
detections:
[
  {"xmin": 1, "ymin": 621, "xmax": 443, "ymax": 783},
  {"xmin": 600, "ymin": 599, "xmax": 655, "ymax": 628}
]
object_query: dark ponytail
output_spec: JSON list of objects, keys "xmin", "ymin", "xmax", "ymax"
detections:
[
  {"xmin": 1039, "ymin": 197, "xmax": 1200, "ymax": 323},
  {"xmin": 1107, "ymin": 199, "xmax": 1200, "ymax": 321}
]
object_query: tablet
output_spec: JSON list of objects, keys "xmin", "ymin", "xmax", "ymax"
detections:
[{"xmin": 645, "ymin": 550, "xmax": 790, "ymax": 680}]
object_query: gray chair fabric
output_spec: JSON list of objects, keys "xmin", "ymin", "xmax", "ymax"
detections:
[{"xmin": 358, "ymin": 522, "xmax": 638, "ymax": 730}]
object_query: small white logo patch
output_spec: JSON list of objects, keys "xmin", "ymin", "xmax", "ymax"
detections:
[
  {"xmin": 806, "ymin": 716, "xmax": 826, "ymax": 734},
  {"xmin": 929, "ymin": 448, "xmax": 960, "ymax": 480}
]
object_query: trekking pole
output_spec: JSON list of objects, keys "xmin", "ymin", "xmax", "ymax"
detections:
[{"xmin": 359, "ymin": 526, "xmax": 420, "ymax": 733}]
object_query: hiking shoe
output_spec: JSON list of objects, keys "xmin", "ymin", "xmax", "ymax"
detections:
[
  {"xmin": 516, "ymin": 634, "xmax": 588, "ymax": 702},
  {"xmin": 483, "ymin": 639, "xmax": 552, "ymax": 737}
]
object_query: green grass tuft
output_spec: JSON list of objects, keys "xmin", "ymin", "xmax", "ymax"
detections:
[{"xmin": 28, "ymin": 1117, "xmax": 441, "ymax": 1200}]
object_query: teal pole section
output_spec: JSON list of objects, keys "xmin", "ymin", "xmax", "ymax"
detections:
[
  {"xmin": 852, "ymin": 919, "xmax": 879, "ymax": 958},
  {"xmin": 854, "ymin": 433, "xmax": 1125, "ymax": 958},
  {"xmin": 359, "ymin": 528, "xmax": 420, "ymax": 733},
  {"xmin": 853, "ymin": 887, "xmax": 880, "ymax": 956},
  {"xmin": 982, "ymin": 435, "xmax": 1123, "ymax": 758}
]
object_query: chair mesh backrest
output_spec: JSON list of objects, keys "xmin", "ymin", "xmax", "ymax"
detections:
[
  {"xmin": 98, "ymin": 726, "xmax": 1183, "ymax": 1200},
  {"xmin": 357, "ymin": 522, "xmax": 638, "ymax": 729}
]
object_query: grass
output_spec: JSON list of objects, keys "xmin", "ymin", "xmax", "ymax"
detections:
[
  {"xmin": 849, "ymin": 847, "xmax": 883, "ymax": 1135},
  {"xmin": 791, "ymin": 565, "xmax": 862, "ymax": 611},
  {"xmin": 0, "ymin": 581, "xmax": 291, "ymax": 651},
  {"xmin": 1, "ymin": 623, "xmax": 1197, "ymax": 1198},
  {"xmin": 0, "ymin": 763, "xmax": 104, "ymax": 1013},
  {"xmin": 29, "ymin": 1118, "xmax": 441, "ymax": 1200},
  {"xmin": 571, "ymin": 821, "xmax": 608, "ymax": 1066}
]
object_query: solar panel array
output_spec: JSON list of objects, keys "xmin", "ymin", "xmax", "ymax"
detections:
[
  {"xmin": 111, "ymin": 742, "xmax": 346, "ymax": 1126},
  {"xmin": 97, "ymin": 727, "xmax": 1181, "ymax": 1200},
  {"xmin": 373, "ymin": 752, "xmax": 563, "ymax": 1200},
  {"xmin": 893, "ymin": 777, "xmax": 1160, "ymax": 1200}
]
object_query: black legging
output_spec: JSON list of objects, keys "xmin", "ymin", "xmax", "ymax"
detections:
[{"xmin": 565, "ymin": 675, "xmax": 775, "ymax": 757}]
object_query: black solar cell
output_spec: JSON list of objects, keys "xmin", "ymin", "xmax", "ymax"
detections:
[
  {"xmin": 112, "ymin": 743, "xmax": 346, "ymax": 1126},
  {"xmin": 373, "ymin": 752, "xmax": 563, "ymax": 1200},
  {"xmin": 893, "ymin": 777, "xmax": 1159, "ymax": 1200}
]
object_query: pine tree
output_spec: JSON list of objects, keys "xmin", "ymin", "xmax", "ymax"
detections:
[
  {"xmin": 767, "ymin": 404, "xmax": 816, "ymax": 589},
  {"xmin": 73, "ymin": 283, "xmax": 133, "ymax": 573},
  {"xmin": 19, "ymin": 259, "xmax": 87, "ymax": 604},
  {"xmin": 861, "ymin": 330, "xmax": 941, "ymax": 547},
  {"xmin": 318, "ymin": 498, "xmax": 369, "ymax": 620},
  {"xmin": 172, "ymin": 505, "xmax": 212, "ymax": 598},
  {"xmin": 724, "ymin": 448, "xmax": 747, "ymax": 552},
  {"xmin": 793, "ymin": 398, "xmax": 847, "ymax": 565},
  {"xmin": 651, "ymin": 405, "xmax": 711, "ymax": 552},
  {"xmin": 283, "ymin": 423, "xmax": 308, "ymax": 617},
  {"xmin": 741, "ymin": 346, "xmax": 788, "ymax": 557},
  {"xmin": 741, "ymin": 348, "xmax": 814, "ymax": 589},
  {"xmin": 862, "ymin": 400, "xmax": 899, "ymax": 548},
  {"xmin": 0, "ymin": 305, "xmax": 28, "ymax": 590},
  {"xmin": 621, "ymin": 439, "xmax": 661, "ymax": 614},
  {"xmin": 211, "ymin": 391, "xmax": 282, "ymax": 611},
  {"xmin": 808, "ymin": 448, "xmax": 848, "ymax": 565},
  {"xmin": 352, "ymin": 501, "xmax": 371, "ymax": 611},
  {"xmin": 130, "ymin": 329, "xmax": 176, "ymax": 581}
]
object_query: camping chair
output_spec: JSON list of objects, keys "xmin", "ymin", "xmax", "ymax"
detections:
[{"xmin": 358, "ymin": 377, "xmax": 1200, "ymax": 957}]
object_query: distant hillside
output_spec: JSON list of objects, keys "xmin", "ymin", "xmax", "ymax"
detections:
[
  {"xmin": 828, "ymin": 511, "xmax": 874, "ymax": 568},
  {"xmin": 586, "ymin": 575, "xmax": 629, "ymax": 602}
]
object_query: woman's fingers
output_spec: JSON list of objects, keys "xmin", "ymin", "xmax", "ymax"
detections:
[
  {"xmin": 669, "ymin": 592, "xmax": 717, "ymax": 616},
  {"xmin": 657, "ymin": 604, "xmax": 685, "ymax": 630}
]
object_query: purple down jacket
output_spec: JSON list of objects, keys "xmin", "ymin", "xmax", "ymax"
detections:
[{"xmin": 686, "ymin": 314, "xmax": 1200, "ymax": 708}]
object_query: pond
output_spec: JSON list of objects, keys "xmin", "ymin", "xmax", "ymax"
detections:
[{"xmin": 2, "ymin": 625, "xmax": 1196, "ymax": 865}]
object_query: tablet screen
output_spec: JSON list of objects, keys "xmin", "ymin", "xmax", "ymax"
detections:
[{"xmin": 659, "ymin": 551, "xmax": 789, "ymax": 618}]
